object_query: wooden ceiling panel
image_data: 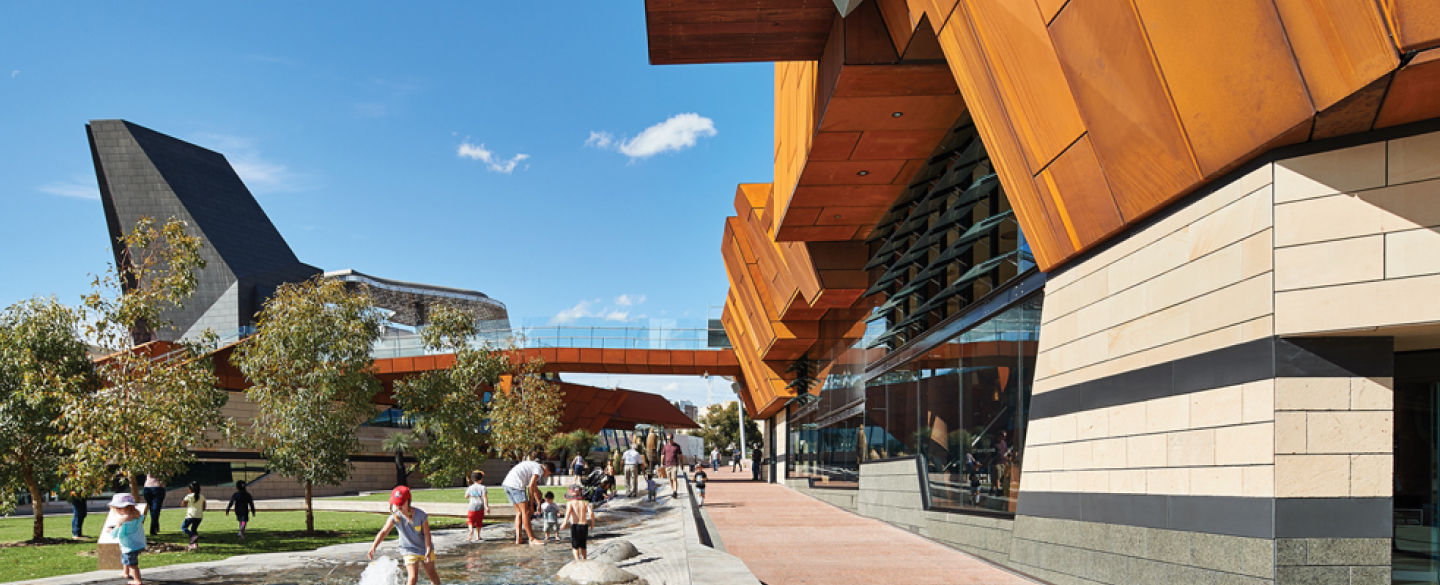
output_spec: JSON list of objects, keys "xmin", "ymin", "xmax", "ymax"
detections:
[
  {"xmin": 1375, "ymin": 48, "xmax": 1440, "ymax": 128},
  {"xmin": 833, "ymin": 64, "xmax": 961, "ymax": 96},
  {"xmin": 775, "ymin": 224, "xmax": 861, "ymax": 241},
  {"xmin": 1131, "ymin": 0, "xmax": 1315, "ymax": 177},
  {"xmin": 799, "ymin": 159, "xmax": 911, "ymax": 184},
  {"xmin": 850, "ymin": 129, "xmax": 952, "ymax": 159},
  {"xmin": 1273, "ymin": 0, "xmax": 1398, "ymax": 110},
  {"xmin": 645, "ymin": 0, "xmax": 837, "ymax": 65},
  {"xmin": 964, "ymin": 0, "xmax": 1086, "ymax": 170},
  {"xmin": 789, "ymin": 184, "xmax": 908, "ymax": 208},
  {"xmin": 1380, "ymin": 0, "xmax": 1440, "ymax": 52},
  {"xmin": 1048, "ymin": 0, "xmax": 1200, "ymax": 221},
  {"xmin": 810, "ymin": 131, "xmax": 862, "ymax": 160},
  {"xmin": 814, "ymin": 205, "xmax": 890, "ymax": 225},
  {"xmin": 819, "ymin": 95, "xmax": 966, "ymax": 131}
]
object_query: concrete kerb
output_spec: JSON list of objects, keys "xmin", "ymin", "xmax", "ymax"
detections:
[{"xmin": 678, "ymin": 477, "xmax": 760, "ymax": 585}]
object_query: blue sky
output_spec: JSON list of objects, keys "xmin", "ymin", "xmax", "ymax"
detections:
[{"xmin": 0, "ymin": 2, "xmax": 772, "ymax": 407}]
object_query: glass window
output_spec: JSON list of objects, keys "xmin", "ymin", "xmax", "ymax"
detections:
[
  {"xmin": 1394, "ymin": 349, "xmax": 1440, "ymax": 584},
  {"xmin": 922, "ymin": 294, "xmax": 1040, "ymax": 514}
]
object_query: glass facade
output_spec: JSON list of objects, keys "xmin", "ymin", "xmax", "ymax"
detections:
[
  {"xmin": 788, "ymin": 378, "xmax": 865, "ymax": 487},
  {"xmin": 1394, "ymin": 349, "xmax": 1440, "ymax": 584}
]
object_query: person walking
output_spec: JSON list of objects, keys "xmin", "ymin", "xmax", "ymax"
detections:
[
  {"xmin": 751, "ymin": 444, "xmax": 763, "ymax": 481},
  {"xmin": 224, "ymin": 480, "xmax": 257, "ymax": 540},
  {"xmin": 179, "ymin": 482, "xmax": 205, "ymax": 550},
  {"xmin": 621, "ymin": 444, "xmax": 644, "ymax": 497},
  {"xmin": 730, "ymin": 445, "xmax": 743, "ymax": 472},
  {"xmin": 141, "ymin": 474, "xmax": 166, "ymax": 535},
  {"xmin": 66, "ymin": 489, "xmax": 88, "ymax": 539},
  {"xmin": 500, "ymin": 453, "xmax": 550, "ymax": 545},
  {"xmin": 660, "ymin": 434, "xmax": 683, "ymax": 497},
  {"xmin": 710, "ymin": 446, "xmax": 720, "ymax": 471},
  {"xmin": 570, "ymin": 453, "xmax": 586, "ymax": 477}
]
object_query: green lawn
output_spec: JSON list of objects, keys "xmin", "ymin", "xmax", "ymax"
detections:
[
  {"xmin": 0, "ymin": 509, "xmax": 468, "ymax": 582},
  {"xmin": 338, "ymin": 485, "xmax": 570, "ymax": 504}
]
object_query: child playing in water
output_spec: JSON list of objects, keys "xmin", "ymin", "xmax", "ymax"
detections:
[
  {"xmin": 367, "ymin": 486, "xmax": 441, "ymax": 585},
  {"xmin": 540, "ymin": 491, "xmax": 562, "ymax": 541},
  {"xmin": 179, "ymin": 482, "xmax": 205, "ymax": 550},
  {"xmin": 559, "ymin": 486, "xmax": 595, "ymax": 561},
  {"xmin": 645, "ymin": 471, "xmax": 658, "ymax": 502},
  {"xmin": 224, "ymin": 480, "xmax": 257, "ymax": 540},
  {"xmin": 108, "ymin": 493, "xmax": 146, "ymax": 585},
  {"xmin": 464, "ymin": 470, "xmax": 489, "ymax": 543}
]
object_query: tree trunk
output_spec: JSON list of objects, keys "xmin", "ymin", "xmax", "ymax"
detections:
[
  {"xmin": 129, "ymin": 472, "xmax": 143, "ymax": 500},
  {"xmin": 22, "ymin": 464, "xmax": 44, "ymax": 542},
  {"xmin": 393, "ymin": 449, "xmax": 407, "ymax": 487},
  {"xmin": 304, "ymin": 481, "xmax": 314, "ymax": 534}
]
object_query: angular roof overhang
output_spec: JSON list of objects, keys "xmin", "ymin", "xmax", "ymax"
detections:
[{"xmin": 644, "ymin": 0, "xmax": 837, "ymax": 65}]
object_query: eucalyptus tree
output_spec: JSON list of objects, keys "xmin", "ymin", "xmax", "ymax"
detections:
[
  {"xmin": 486, "ymin": 356, "xmax": 564, "ymax": 462},
  {"xmin": 63, "ymin": 217, "xmax": 228, "ymax": 498},
  {"xmin": 390, "ymin": 304, "xmax": 506, "ymax": 486},
  {"xmin": 0, "ymin": 298, "xmax": 96, "ymax": 540},
  {"xmin": 234, "ymin": 276, "xmax": 382, "ymax": 533}
]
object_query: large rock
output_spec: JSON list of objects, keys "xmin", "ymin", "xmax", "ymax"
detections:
[
  {"xmin": 557, "ymin": 559, "xmax": 641, "ymax": 585},
  {"xmin": 590, "ymin": 540, "xmax": 640, "ymax": 563}
]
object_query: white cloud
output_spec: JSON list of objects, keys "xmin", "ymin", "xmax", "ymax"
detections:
[
  {"xmin": 551, "ymin": 300, "xmax": 593, "ymax": 324},
  {"xmin": 550, "ymin": 294, "xmax": 648, "ymax": 324},
  {"xmin": 585, "ymin": 113, "xmax": 717, "ymax": 160},
  {"xmin": 585, "ymin": 131, "xmax": 614, "ymax": 149},
  {"xmin": 191, "ymin": 132, "xmax": 310, "ymax": 194},
  {"xmin": 9, "ymin": 70, "xmax": 17, "ymax": 79},
  {"xmin": 615, "ymin": 294, "xmax": 646, "ymax": 307},
  {"xmin": 38, "ymin": 180, "xmax": 98, "ymax": 200},
  {"xmin": 457, "ymin": 140, "xmax": 529, "ymax": 173}
]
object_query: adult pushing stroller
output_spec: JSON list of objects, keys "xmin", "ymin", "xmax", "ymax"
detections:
[{"xmin": 580, "ymin": 468, "xmax": 612, "ymax": 506}]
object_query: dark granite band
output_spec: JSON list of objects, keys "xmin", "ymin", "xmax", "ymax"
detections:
[
  {"xmin": 1029, "ymin": 336, "xmax": 1394, "ymax": 420},
  {"xmin": 1017, "ymin": 491, "xmax": 1392, "ymax": 539}
]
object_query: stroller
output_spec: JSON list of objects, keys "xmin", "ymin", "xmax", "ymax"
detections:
[{"xmin": 579, "ymin": 468, "xmax": 612, "ymax": 506}]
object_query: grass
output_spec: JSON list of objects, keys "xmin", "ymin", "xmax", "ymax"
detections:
[
  {"xmin": 338, "ymin": 485, "xmax": 570, "ymax": 504},
  {"xmin": 0, "ymin": 509, "xmax": 468, "ymax": 582}
]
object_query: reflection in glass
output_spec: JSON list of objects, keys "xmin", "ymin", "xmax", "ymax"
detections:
[
  {"xmin": 921, "ymin": 294, "xmax": 1040, "ymax": 514},
  {"xmin": 1395, "ymin": 350, "xmax": 1440, "ymax": 585}
]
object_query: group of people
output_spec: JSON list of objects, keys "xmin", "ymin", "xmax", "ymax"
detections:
[
  {"xmin": 619, "ymin": 434, "xmax": 708, "ymax": 505},
  {"xmin": 101, "ymin": 479, "xmax": 258, "ymax": 585}
]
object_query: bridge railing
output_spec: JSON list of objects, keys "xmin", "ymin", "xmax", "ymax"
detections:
[{"xmin": 369, "ymin": 324, "xmax": 730, "ymax": 360}]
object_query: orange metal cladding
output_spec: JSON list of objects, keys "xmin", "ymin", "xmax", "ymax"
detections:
[
  {"xmin": 644, "ymin": 0, "xmax": 835, "ymax": 65},
  {"xmin": 774, "ymin": 4, "xmax": 965, "ymax": 243}
]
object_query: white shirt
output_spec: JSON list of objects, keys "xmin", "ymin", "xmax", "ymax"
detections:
[
  {"xmin": 622, "ymin": 448, "xmax": 643, "ymax": 466},
  {"xmin": 501, "ymin": 460, "xmax": 545, "ymax": 490}
]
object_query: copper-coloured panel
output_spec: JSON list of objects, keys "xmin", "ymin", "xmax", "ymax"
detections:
[
  {"xmin": 1273, "ymin": 0, "xmax": 1398, "ymax": 110},
  {"xmin": 1313, "ymin": 74, "xmax": 1392, "ymax": 139},
  {"xmin": 1381, "ymin": 0, "xmax": 1440, "ymax": 52},
  {"xmin": 789, "ymin": 184, "xmax": 908, "ymax": 208},
  {"xmin": 813, "ymin": 206, "xmax": 890, "ymax": 225},
  {"xmin": 935, "ymin": 4, "xmax": 1069, "ymax": 268},
  {"xmin": 1035, "ymin": 0, "xmax": 1069, "ymax": 24},
  {"xmin": 1375, "ymin": 48, "xmax": 1440, "ymax": 128},
  {"xmin": 1037, "ymin": 135, "xmax": 1124, "ymax": 244},
  {"xmin": 876, "ymin": 0, "xmax": 920, "ymax": 54},
  {"xmin": 775, "ymin": 224, "xmax": 861, "ymax": 241},
  {"xmin": 833, "ymin": 64, "xmax": 961, "ymax": 97},
  {"xmin": 1132, "ymin": 0, "xmax": 1314, "ymax": 176},
  {"xmin": 1049, "ymin": 0, "xmax": 1200, "ymax": 221},
  {"xmin": 965, "ymin": 0, "xmax": 1086, "ymax": 170}
]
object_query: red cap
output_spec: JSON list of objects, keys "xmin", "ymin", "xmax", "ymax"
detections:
[{"xmin": 389, "ymin": 486, "xmax": 411, "ymax": 506}]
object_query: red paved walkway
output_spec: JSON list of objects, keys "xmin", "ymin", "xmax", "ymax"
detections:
[{"xmin": 702, "ymin": 468, "xmax": 1036, "ymax": 585}]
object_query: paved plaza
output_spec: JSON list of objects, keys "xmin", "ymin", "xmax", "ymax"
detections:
[{"xmin": 701, "ymin": 468, "xmax": 1036, "ymax": 585}]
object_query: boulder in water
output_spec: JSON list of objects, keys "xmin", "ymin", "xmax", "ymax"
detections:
[
  {"xmin": 590, "ymin": 540, "xmax": 640, "ymax": 563},
  {"xmin": 556, "ymin": 559, "xmax": 640, "ymax": 585}
]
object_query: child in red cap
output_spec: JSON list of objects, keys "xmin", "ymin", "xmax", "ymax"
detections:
[{"xmin": 367, "ymin": 486, "xmax": 441, "ymax": 585}]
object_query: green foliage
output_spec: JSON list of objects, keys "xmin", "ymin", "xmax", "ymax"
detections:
[
  {"xmin": 486, "ymin": 357, "xmax": 563, "ymax": 461},
  {"xmin": 547, "ymin": 429, "xmax": 599, "ymax": 464},
  {"xmin": 234, "ymin": 277, "xmax": 383, "ymax": 531},
  {"xmin": 0, "ymin": 298, "xmax": 96, "ymax": 540},
  {"xmin": 62, "ymin": 217, "xmax": 228, "ymax": 497},
  {"xmin": 696, "ymin": 401, "xmax": 761, "ymax": 455},
  {"xmin": 392, "ymin": 304, "xmax": 503, "ymax": 486}
]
